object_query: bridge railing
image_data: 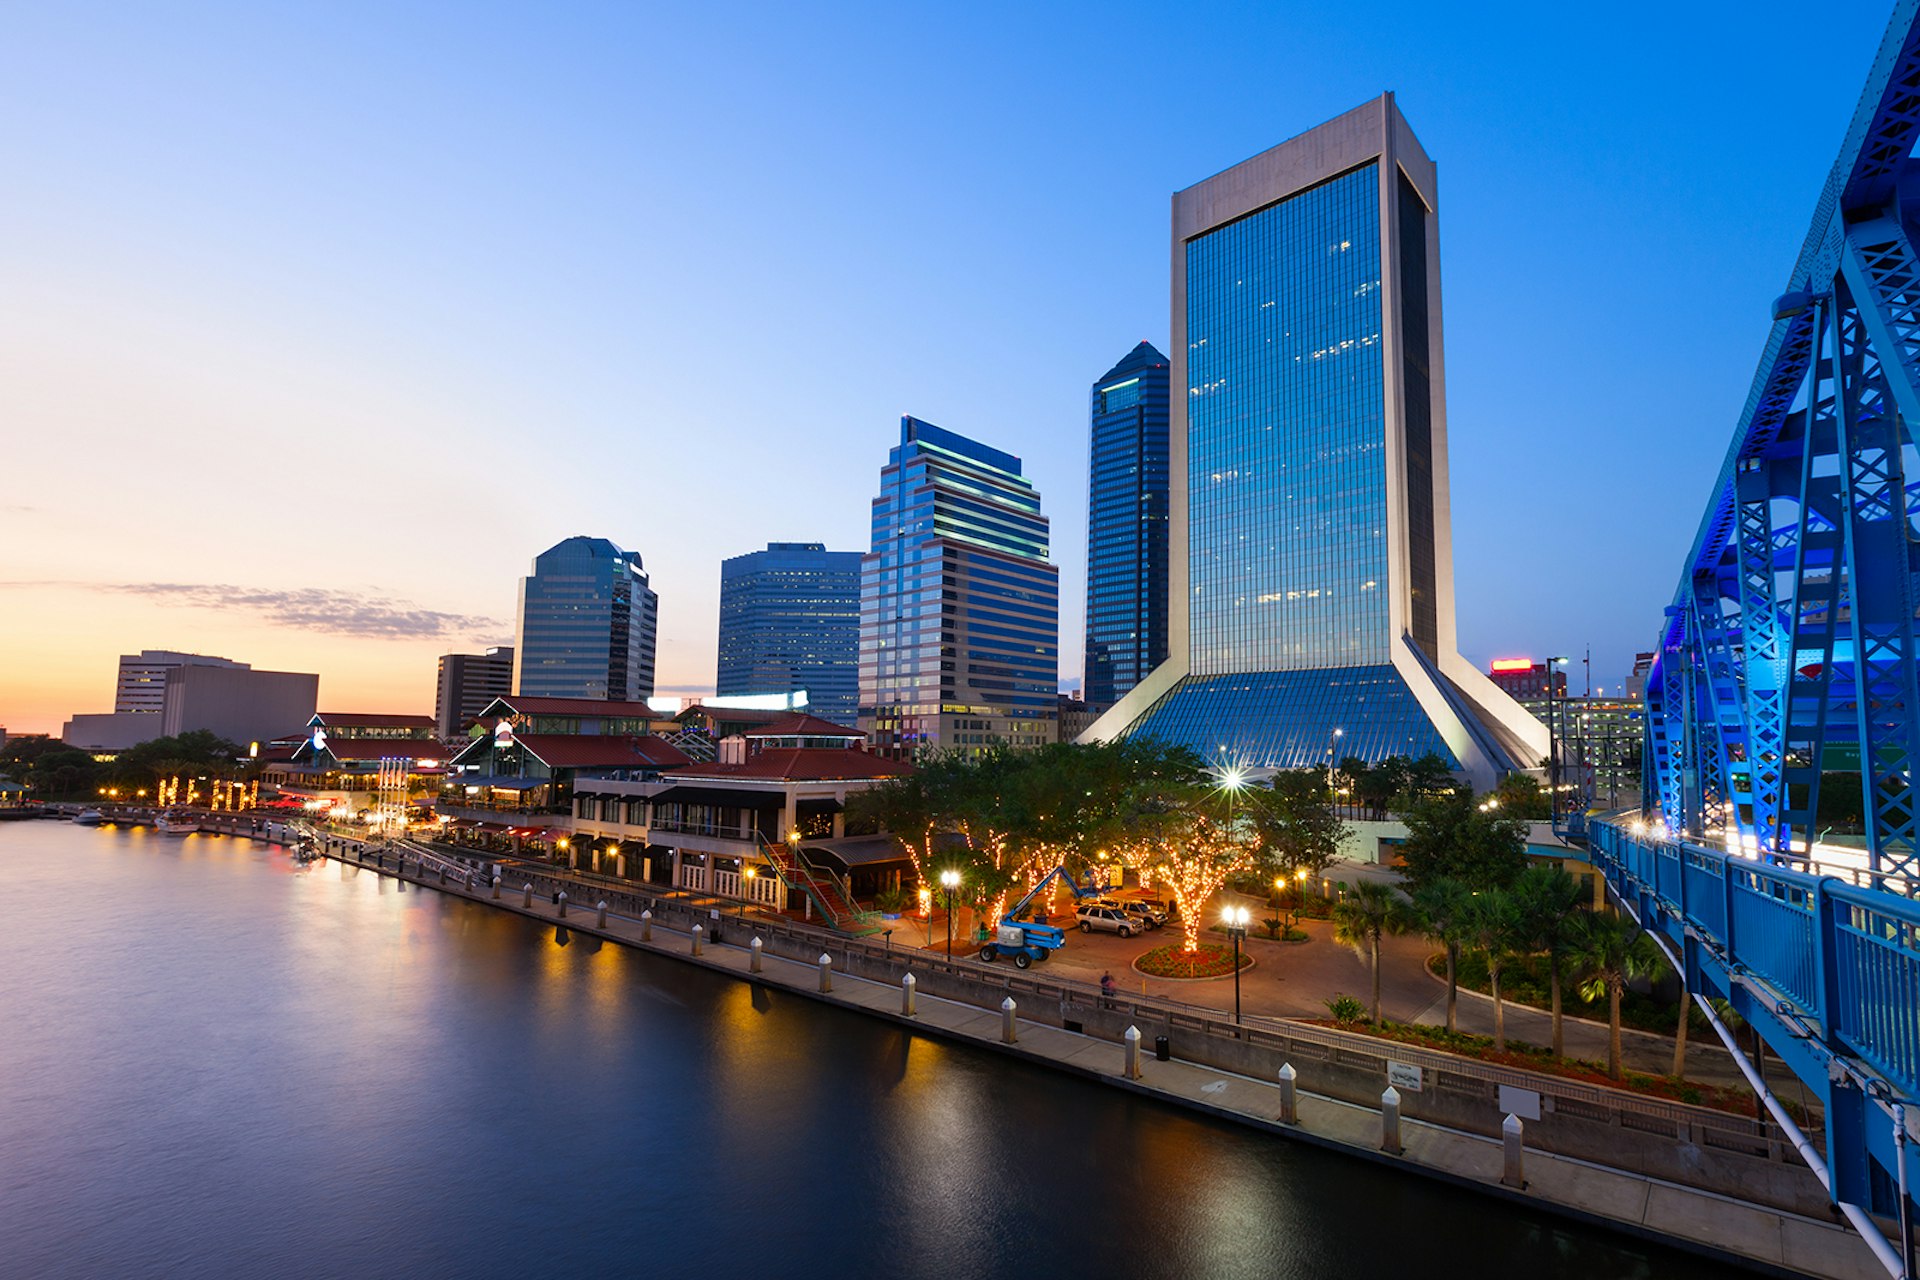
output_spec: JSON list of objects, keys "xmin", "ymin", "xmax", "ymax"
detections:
[{"xmin": 1591, "ymin": 818, "xmax": 1920, "ymax": 1100}]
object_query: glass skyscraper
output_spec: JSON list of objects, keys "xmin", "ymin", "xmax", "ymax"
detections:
[
  {"xmin": 1084, "ymin": 340, "xmax": 1171, "ymax": 710},
  {"xmin": 1084, "ymin": 95, "xmax": 1544, "ymax": 787},
  {"xmin": 859, "ymin": 417, "xmax": 1059, "ymax": 758},
  {"xmin": 717, "ymin": 541, "xmax": 862, "ymax": 727},
  {"xmin": 513, "ymin": 536, "xmax": 658, "ymax": 702}
]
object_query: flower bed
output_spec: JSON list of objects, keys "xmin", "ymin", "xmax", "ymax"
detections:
[
  {"xmin": 1303, "ymin": 1018, "xmax": 1791, "ymax": 1119},
  {"xmin": 1134, "ymin": 943, "xmax": 1253, "ymax": 980}
]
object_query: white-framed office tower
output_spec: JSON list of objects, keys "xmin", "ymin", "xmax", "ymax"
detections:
[{"xmin": 1082, "ymin": 95, "xmax": 1545, "ymax": 787}]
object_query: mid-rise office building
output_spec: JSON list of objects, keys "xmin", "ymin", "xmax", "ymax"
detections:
[
  {"xmin": 116, "ymin": 650, "xmax": 248, "ymax": 714},
  {"xmin": 513, "ymin": 537, "xmax": 658, "ymax": 702},
  {"xmin": 1084, "ymin": 95, "xmax": 1544, "ymax": 787},
  {"xmin": 64, "ymin": 651, "xmax": 315, "ymax": 750},
  {"xmin": 1085, "ymin": 341, "xmax": 1172, "ymax": 711},
  {"xmin": 435, "ymin": 646, "xmax": 514, "ymax": 742},
  {"xmin": 859, "ymin": 417, "xmax": 1059, "ymax": 758},
  {"xmin": 717, "ymin": 542, "xmax": 862, "ymax": 728}
]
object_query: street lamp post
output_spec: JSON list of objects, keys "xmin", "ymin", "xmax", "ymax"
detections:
[
  {"xmin": 741, "ymin": 865, "xmax": 756, "ymax": 919},
  {"xmin": 940, "ymin": 869, "xmax": 961, "ymax": 957},
  {"xmin": 1223, "ymin": 904, "xmax": 1250, "ymax": 1026},
  {"xmin": 1327, "ymin": 727, "xmax": 1344, "ymax": 808}
]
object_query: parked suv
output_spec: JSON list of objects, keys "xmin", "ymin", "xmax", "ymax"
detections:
[
  {"xmin": 1085, "ymin": 897, "xmax": 1166, "ymax": 930},
  {"xmin": 1075, "ymin": 904, "xmax": 1138, "ymax": 937}
]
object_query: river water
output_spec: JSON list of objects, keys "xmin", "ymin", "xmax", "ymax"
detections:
[{"xmin": 0, "ymin": 822, "xmax": 1744, "ymax": 1279}]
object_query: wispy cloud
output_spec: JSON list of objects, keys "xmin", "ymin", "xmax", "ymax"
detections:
[{"xmin": 0, "ymin": 580, "xmax": 504, "ymax": 640}]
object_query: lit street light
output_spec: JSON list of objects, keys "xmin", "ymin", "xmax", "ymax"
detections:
[
  {"xmin": 941, "ymin": 869, "xmax": 961, "ymax": 957},
  {"xmin": 1327, "ymin": 727, "xmax": 1344, "ymax": 804},
  {"xmin": 1222, "ymin": 904, "xmax": 1251, "ymax": 1026}
]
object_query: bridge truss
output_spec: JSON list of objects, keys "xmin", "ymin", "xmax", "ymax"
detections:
[
  {"xmin": 1623, "ymin": 4, "xmax": 1920, "ymax": 1263},
  {"xmin": 1648, "ymin": 0, "xmax": 1920, "ymax": 880}
]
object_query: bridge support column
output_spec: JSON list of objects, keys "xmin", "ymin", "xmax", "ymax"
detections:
[
  {"xmin": 902, "ymin": 972, "xmax": 916, "ymax": 1016},
  {"xmin": 1381, "ymin": 1087, "xmax": 1403, "ymax": 1155},
  {"xmin": 1001, "ymin": 996, "xmax": 1017, "ymax": 1044},
  {"xmin": 1279, "ymin": 1063, "xmax": 1299, "ymax": 1124},
  {"xmin": 1502, "ymin": 1114, "xmax": 1526, "ymax": 1188},
  {"xmin": 750, "ymin": 937, "xmax": 764, "ymax": 973}
]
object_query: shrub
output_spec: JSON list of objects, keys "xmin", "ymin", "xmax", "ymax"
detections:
[{"xmin": 1325, "ymin": 994, "xmax": 1365, "ymax": 1026}]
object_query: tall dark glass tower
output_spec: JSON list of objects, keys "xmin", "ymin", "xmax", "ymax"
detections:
[
  {"xmin": 716, "ymin": 542, "xmax": 862, "ymax": 727},
  {"xmin": 859, "ymin": 417, "xmax": 1059, "ymax": 759},
  {"xmin": 1084, "ymin": 341, "xmax": 1171, "ymax": 710},
  {"xmin": 1083, "ymin": 95, "xmax": 1544, "ymax": 787},
  {"xmin": 513, "ymin": 536, "xmax": 658, "ymax": 702}
]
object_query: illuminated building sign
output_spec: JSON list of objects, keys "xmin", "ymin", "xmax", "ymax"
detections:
[{"xmin": 1490, "ymin": 659, "xmax": 1534, "ymax": 673}]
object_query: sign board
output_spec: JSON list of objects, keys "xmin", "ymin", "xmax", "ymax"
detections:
[
  {"xmin": 1387, "ymin": 1061, "xmax": 1423, "ymax": 1093},
  {"xmin": 1497, "ymin": 1085, "xmax": 1542, "ymax": 1120}
]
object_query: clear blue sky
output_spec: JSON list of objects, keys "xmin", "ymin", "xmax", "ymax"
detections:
[{"xmin": 0, "ymin": 1, "xmax": 1897, "ymax": 728}]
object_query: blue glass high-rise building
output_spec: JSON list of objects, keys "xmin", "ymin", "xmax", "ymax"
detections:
[
  {"xmin": 1084, "ymin": 95, "xmax": 1544, "ymax": 786},
  {"xmin": 716, "ymin": 541, "xmax": 862, "ymax": 727},
  {"xmin": 1085, "ymin": 341, "xmax": 1171, "ymax": 710},
  {"xmin": 513, "ymin": 536, "xmax": 659, "ymax": 702},
  {"xmin": 859, "ymin": 417, "xmax": 1059, "ymax": 758}
]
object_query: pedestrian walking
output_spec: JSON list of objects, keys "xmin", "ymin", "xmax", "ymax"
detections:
[{"xmin": 1100, "ymin": 971, "xmax": 1116, "ymax": 1005}]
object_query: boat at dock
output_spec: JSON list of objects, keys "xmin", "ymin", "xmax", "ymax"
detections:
[
  {"xmin": 72, "ymin": 809, "xmax": 106, "ymax": 826},
  {"xmin": 155, "ymin": 812, "xmax": 197, "ymax": 836}
]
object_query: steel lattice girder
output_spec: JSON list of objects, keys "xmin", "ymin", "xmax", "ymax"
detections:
[{"xmin": 1652, "ymin": 1, "xmax": 1920, "ymax": 861}]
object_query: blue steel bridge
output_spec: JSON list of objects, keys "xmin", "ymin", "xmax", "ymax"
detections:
[{"xmin": 1604, "ymin": 3, "xmax": 1920, "ymax": 1271}]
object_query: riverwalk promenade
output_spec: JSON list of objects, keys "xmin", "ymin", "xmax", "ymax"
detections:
[{"xmin": 306, "ymin": 833, "xmax": 1883, "ymax": 1280}]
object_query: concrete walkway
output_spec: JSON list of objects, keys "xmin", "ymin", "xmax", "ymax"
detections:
[{"xmin": 326, "ymin": 845, "xmax": 1886, "ymax": 1280}]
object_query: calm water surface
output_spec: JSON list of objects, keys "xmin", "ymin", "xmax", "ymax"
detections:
[{"xmin": 0, "ymin": 821, "xmax": 1743, "ymax": 1279}]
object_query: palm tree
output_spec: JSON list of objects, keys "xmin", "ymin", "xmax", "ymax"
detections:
[
  {"xmin": 1513, "ymin": 865, "xmax": 1586, "ymax": 1056},
  {"xmin": 1570, "ymin": 912, "xmax": 1667, "ymax": 1080},
  {"xmin": 1331, "ymin": 880, "xmax": 1412, "ymax": 1025},
  {"xmin": 1462, "ymin": 890, "xmax": 1520, "ymax": 1051},
  {"xmin": 1410, "ymin": 878, "xmax": 1474, "ymax": 1033}
]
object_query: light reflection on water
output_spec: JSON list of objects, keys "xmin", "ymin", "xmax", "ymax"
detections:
[{"xmin": 0, "ymin": 822, "xmax": 1745, "ymax": 1279}]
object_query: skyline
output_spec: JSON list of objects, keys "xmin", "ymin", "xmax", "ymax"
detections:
[{"xmin": 0, "ymin": 1, "xmax": 1897, "ymax": 734}]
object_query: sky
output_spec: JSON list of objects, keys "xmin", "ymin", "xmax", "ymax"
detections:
[{"xmin": 0, "ymin": 1, "xmax": 1900, "ymax": 734}]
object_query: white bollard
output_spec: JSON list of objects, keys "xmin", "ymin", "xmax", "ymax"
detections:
[
  {"xmin": 492, "ymin": 875, "xmax": 501, "ymax": 901},
  {"xmin": 818, "ymin": 953, "xmax": 833, "ymax": 993},
  {"xmin": 750, "ymin": 937, "xmax": 764, "ymax": 973},
  {"xmin": 1279, "ymin": 1063, "xmax": 1299, "ymax": 1125},
  {"xmin": 522, "ymin": 884, "xmax": 533, "ymax": 908},
  {"xmin": 1124, "ymin": 1025, "xmax": 1142, "ymax": 1080},
  {"xmin": 1381, "ymin": 1086, "xmax": 1403, "ymax": 1155},
  {"xmin": 557, "ymin": 892, "xmax": 568, "ymax": 920},
  {"xmin": 640, "ymin": 910, "xmax": 652, "ymax": 941},
  {"xmin": 692, "ymin": 924, "xmax": 704, "ymax": 956},
  {"xmin": 902, "ymin": 972, "xmax": 917, "ymax": 1016},
  {"xmin": 465, "ymin": 872, "xmax": 475, "ymax": 890},
  {"xmin": 1502, "ymin": 1113, "xmax": 1525, "ymax": 1188},
  {"xmin": 596, "ymin": 900, "xmax": 608, "ymax": 928},
  {"xmin": 1001, "ymin": 996, "xmax": 1018, "ymax": 1044}
]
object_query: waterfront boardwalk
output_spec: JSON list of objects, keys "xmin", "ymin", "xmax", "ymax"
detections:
[{"xmin": 316, "ymin": 838, "xmax": 1880, "ymax": 1280}]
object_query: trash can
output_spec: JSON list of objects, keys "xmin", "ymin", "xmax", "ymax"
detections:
[{"xmin": 1155, "ymin": 1035, "xmax": 1171, "ymax": 1062}]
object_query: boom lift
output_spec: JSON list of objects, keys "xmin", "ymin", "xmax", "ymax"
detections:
[{"xmin": 977, "ymin": 865, "xmax": 1098, "ymax": 969}]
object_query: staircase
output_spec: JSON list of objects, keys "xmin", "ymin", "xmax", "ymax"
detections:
[{"xmin": 763, "ymin": 842, "xmax": 881, "ymax": 935}]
